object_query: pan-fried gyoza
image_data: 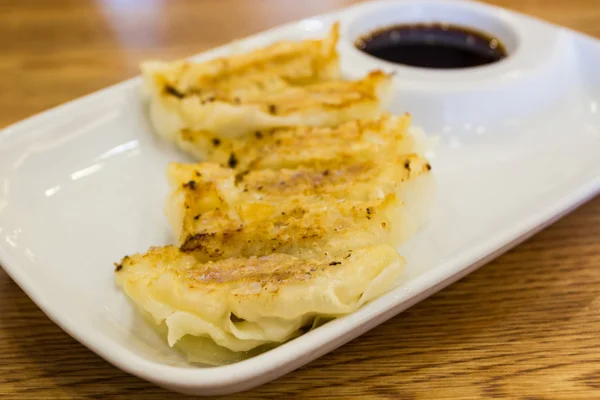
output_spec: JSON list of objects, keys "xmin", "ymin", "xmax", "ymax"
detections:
[{"xmin": 116, "ymin": 23, "xmax": 435, "ymax": 365}]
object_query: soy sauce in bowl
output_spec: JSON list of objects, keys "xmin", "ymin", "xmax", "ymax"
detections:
[{"xmin": 355, "ymin": 23, "xmax": 507, "ymax": 69}]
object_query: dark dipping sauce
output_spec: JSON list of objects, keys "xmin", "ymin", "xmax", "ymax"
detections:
[{"xmin": 355, "ymin": 23, "xmax": 507, "ymax": 69}]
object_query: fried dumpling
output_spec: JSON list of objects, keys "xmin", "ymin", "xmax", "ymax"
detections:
[
  {"xmin": 114, "ymin": 243, "xmax": 404, "ymax": 365},
  {"xmin": 140, "ymin": 22, "xmax": 393, "ymax": 143},
  {"xmin": 165, "ymin": 153, "xmax": 432, "ymax": 258},
  {"xmin": 178, "ymin": 113, "xmax": 413, "ymax": 170},
  {"xmin": 144, "ymin": 67, "xmax": 392, "ymax": 145}
]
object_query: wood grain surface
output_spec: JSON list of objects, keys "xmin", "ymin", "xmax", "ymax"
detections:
[{"xmin": 1, "ymin": 0, "xmax": 599, "ymax": 398}]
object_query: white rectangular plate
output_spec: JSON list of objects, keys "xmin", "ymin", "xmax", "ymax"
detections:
[{"xmin": 1, "ymin": 0, "xmax": 599, "ymax": 395}]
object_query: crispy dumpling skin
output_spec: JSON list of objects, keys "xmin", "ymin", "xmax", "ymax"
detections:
[
  {"xmin": 142, "ymin": 23, "xmax": 340, "ymax": 103},
  {"xmin": 145, "ymin": 67, "xmax": 392, "ymax": 143},
  {"xmin": 114, "ymin": 244, "xmax": 405, "ymax": 364},
  {"xmin": 140, "ymin": 22, "xmax": 394, "ymax": 143},
  {"xmin": 165, "ymin": 151, "xmax": 432, "ymax": 258},
  {"xmin": 178, "ymin": 113, "xmax": 413, "ymax": 170}
]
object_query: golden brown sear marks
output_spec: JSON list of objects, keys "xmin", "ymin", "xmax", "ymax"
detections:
[
  {"xmin": 117, "ymin": 245, "xmax": 347, "ymax": 286},
  {"xmin": 176, "ymin": 193, "xmax": 396, "ymax": 259},
  {"xmin": 149, "ymin": 23, "xmax": 340, "ymax": 103},
  {"xmin": 167, "ymin": 161, "xmax": 403, "ymax": 259},
  {"xmin": 240, "ymin": 154, "xmax": 430, "ymax": 197},
  {"xmin": 178, "ymin": 113, "xmax": 410, "ymax": 170},
  {"xmin": 241, "ymin": 70, "xmax": 389, "ymax": 115}
]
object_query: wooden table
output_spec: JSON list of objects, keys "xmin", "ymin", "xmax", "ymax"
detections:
[{"xmin": 1, "ymin": 0, "xmax": 599, "ymax": 398}]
